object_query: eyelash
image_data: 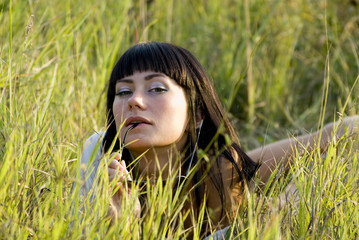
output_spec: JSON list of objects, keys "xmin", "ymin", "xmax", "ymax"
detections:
[
  {"xmin": 149, "ymin": 87, "xmax": 167, "ymax": 93},
  {"xmin": 115, "ymin": 90, "xmax": 132, "ymax": 96},
  {"xmin": 115, "ymin": 87, "xmax": 167, "ymax": 96}
]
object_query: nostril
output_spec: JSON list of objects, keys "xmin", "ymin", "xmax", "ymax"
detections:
[{"xmin": 127, "ymin": 94, "xmax": 145, "ymax": 110}]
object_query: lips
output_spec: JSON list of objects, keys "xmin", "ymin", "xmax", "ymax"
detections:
[{"xmin": 125, "ymin": 116, "xmax": 151, "ymax": 127}]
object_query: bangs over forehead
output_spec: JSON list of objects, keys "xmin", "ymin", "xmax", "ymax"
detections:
[{"xmin": 111, "ymin": 42, "xmax": 191, "ymax": 87}]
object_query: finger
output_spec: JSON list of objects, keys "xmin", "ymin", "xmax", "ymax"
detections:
[
  {"xmin": 109, "ymin": 173, "xmax": 126, "ymax": 183},
  {"xmin": 108, "ymin": 159, "xmax": 120, "ymax": 169},
  {"xmin": 110, "ymin": 152, "xmax": 121, "ymax": 161},
  {"xmin": 108, "ymin": 166, "xmax": 127, "ymax": 180},
  {"xmin": 107, "ymin": 152, "xmax": 121, "ymax": 166},
  {"xmin": 119, "ymin": 160, "xmax": 126, "ymax": 169},
  {"xmin": 117, "ymin": 160, "xmax": 129, "ymax": 176},
  {"xmin": 109, "ymin": 175, "xmax": 127, "ymax": 184},
  {"xmin": 108, "ymin": 168, "xmax": 119, "ymax": 182},
  {"xmin": 108, "ymin": 164, "xmax": 128, "ymax": 182},
  {"xmin": 119, "ymin": 161, "xmax": 132, "ymax": 181}
]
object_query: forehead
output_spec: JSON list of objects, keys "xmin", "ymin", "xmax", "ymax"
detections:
[
  {"xmin": 116, "ymin": 71, "xmax": 168, "ymax": 83},
  {"xmin": 115, "ymin": 44, "xmax": 183, "ymax": 79},
  {"xmin": 116, "ymin": 71, "xmax": 185, "ymax": 89}
]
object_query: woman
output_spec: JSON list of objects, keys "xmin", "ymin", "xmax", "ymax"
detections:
[{"xmin": 78, "ymin": 42, "xmax": 358, "ymax": 238}]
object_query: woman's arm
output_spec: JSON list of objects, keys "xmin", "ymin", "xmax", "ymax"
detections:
[{"xmin": 248, "ymin": 115, "xmax": 359, "ymax": 188}]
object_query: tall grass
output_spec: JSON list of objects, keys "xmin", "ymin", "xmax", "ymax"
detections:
[{"xmin": 1, "ymin": 0, "xmax": 358, "ymax": 239}]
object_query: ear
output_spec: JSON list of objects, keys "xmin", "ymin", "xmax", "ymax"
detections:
[{"xmin": 185, "ymin": 108, "xmax": 204, "ymax": 132}]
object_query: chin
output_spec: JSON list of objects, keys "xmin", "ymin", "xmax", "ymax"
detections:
[{"xmin": 126, "ymin": 142, "xmax": 151, "ymax": 153}]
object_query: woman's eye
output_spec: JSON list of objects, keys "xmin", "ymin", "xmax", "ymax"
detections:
[
  {"xmin": 116, "ymin": 89, "xmax": 132, "ymax": 96},
  {"xmin": 149, "ymin": 87, "xmax": 167, "ymax": 93}
]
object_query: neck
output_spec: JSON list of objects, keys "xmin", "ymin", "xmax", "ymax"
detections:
[{"xmin": 130, "ymin": 145, "xmax": 188, "ymax": 179}]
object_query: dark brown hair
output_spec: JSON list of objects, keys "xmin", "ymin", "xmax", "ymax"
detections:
[{"xmin": 103, "ymin": 42, "xmax": 258, "ymax": 221}]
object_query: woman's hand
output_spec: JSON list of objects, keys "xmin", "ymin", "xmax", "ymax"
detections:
[
  {"xmin": 334, "ymin": 115, "xmax": 358, "ymax": 139},
  {"xmin": 321, "ymin": 115, "xmax": 359, "ymax": 144},
  {"xmin": 108, "ymin": 153, "xmax": 128, "ymax": 183},
  {"xmin": 107, "ymin": 153, "xmax": 141, "ymax": 223}
]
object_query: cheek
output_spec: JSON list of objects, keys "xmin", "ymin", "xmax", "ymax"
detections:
[
  {"xmin": 165, "ymin": 95, "xmax": 188, "ymax": 133},
  {"xmin": 112, "ymin": 99, "xmax": 126, "ymax": 128}
]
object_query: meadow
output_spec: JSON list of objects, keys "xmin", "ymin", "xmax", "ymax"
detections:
[{"xmin": 1, "ymin": 0, "xmax": 358, "ymax": 239}]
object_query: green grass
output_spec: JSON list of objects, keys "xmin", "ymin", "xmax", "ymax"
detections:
[{"xmin": 1, "ymin": 0, "xmax": 358, "ymax": 239}]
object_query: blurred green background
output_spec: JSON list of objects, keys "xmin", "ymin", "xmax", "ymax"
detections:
[
  {"xmin": 1, "ymin": 0, "xmax": 358, "ymax": 151},
  {"xmin": 0, "ymin": 0, "xmax": 358, "ymax": 238}
]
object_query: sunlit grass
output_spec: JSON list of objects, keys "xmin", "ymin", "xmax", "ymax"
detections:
[{"xmin": 1, "ymin": 0, "xmax": 358, "ymax": 239}]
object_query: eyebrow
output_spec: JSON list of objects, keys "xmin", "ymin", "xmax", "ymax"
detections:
[{"xmin": 116, "ymin": 73, "xmax": 167, "ymax": 83}]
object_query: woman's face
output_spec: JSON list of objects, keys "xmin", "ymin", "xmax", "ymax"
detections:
[{"xmin": 113, "ymin": 71, "xmax": 189, "ymax": 154}]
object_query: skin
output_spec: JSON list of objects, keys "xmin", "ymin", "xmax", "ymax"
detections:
[
  {"xmin": 107, "ymin": 154, "xmax": 140, "ymax": 222},
  {"xmin": 107, "ymin": 71, "xmax": 243, "ymax": 229},
  {"xmin": 248, "ymin": 116, "xmax": 359, "ymax": 187},
  {"xmin": 112, "ymin": 71, "xmax": 189, "ymax": 177},
  {"xmin": 107, "ymin": 70, "xmax": 359, "ymax": 228},
  {"xmin": 108, "ymin": 71, "xmax": 191, "ymax": 222}
]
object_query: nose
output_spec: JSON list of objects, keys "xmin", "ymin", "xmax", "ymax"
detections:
[{"xmin": 127, "ymin": 90, "xmax": 146, "ymax": 110}]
